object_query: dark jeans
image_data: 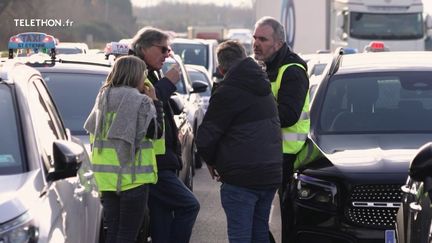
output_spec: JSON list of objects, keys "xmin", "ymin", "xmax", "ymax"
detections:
[
  {"xmin": 148, "ymin": 170, "xmax": 200, "ymax": 243},
  {"xmin": 220, "ymin": 183, "xmax": 278, "ymax": 243},
  {"xmin": 101, "ymin": 184, "xmax": 149, "ymax": 243}
]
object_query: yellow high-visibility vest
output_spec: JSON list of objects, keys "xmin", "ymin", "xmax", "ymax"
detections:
[
  {"xmin": 271, "ymin": 63, "xmax": 310, "ymax": 154},
  {"xmin": 90, "ymin": 112, "xmax": 158, "ymax": 192}
]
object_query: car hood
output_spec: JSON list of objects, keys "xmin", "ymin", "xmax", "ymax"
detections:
[
  {"xmin": 0, "ymin": 170, "xmax": 41, "ymax": 222},
  {"xmin": 305, "ymin": 134, "xmax": 431, "ymax": 182}
]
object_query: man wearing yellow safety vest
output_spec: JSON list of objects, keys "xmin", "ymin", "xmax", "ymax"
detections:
[
  {"xmin": 253, "ymin": 16, "xmax": 310, "ymax": 243},
  {"xmin": 84, "ymin": 56, "xmax": 164, "ymax": 242},
  {"xmin": 130, "ymin": 27, "xmax": 200, "ymax": 243}
]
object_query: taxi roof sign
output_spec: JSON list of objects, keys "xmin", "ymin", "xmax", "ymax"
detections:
[
  {"xmin": 104, "ymin": 42, "xmax": 130, "ymax": 56},
  {"xmin": 8, "ymin": 32, "xmax": 57, "ymax": 59},
  {"xmin": 8, "ymin": 32, "xmax": 56, "ymax": 50}
]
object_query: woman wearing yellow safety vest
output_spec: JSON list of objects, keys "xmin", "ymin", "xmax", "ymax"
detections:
[{"xmin": 84, "ymin": 55, "xmax": 164, "ymax": 243}]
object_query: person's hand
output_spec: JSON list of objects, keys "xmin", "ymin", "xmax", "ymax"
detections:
[
  {"xmin": 207, "ymin": 164, "xmax": 220, "ymax": 181},
  {"xmin": 165, "ymin": 63, "xmax": 181, "ymax": 85},
  {"xmin": 143, "ymin": 80, "xmax": 158, "ymax": 101}
]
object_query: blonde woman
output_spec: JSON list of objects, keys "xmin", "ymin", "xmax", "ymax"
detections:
[{"xmin": 84, "ymin": 55, "xmax": 163, "ymax": 243}]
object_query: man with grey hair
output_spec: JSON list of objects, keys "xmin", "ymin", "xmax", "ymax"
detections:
[
  {"xmin": 130, "ymin": 26, "xmax": 200, "ymax": 243},
  {"xmin": 197, "ymin": 40, "xmax": 282, "ymax": 243},
  {"xmin": 253, "ymin": 16, "xmax": 310, "ymax": 243}
]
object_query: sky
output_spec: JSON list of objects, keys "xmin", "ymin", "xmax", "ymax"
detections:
[{"xmin": 132, "ymin": 0, "xmax": 432, "ymax": 12}]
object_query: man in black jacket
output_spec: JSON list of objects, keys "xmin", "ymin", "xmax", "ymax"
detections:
[
  {"xmin": 253, "ymin": 16, "xmax": 310, "ymax": 243},
  {"xmin": 197, "ymin": 40, "xmax": 282, "ymax": 243},
  {"xmin": 131, "ymin": 27, "xmax": 200, "ymax": 243}
]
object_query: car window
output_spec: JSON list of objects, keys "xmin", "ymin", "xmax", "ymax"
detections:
[
  {"xmin": 28, "ymin": 78, "xmax": 65, "ymax": 167},
  {"xmin": 171, "ymin": 43, "xmax": 208, "ymax": 69},
  {"xmin": 188, "ymin": 69, "xmax": 211, "ymax": 97},
  {"xmin": 319, "ymin": 71, "xmax": 432, "ymax": 133},
  {"xmin": 0, "ymin": 85, "xmax": 24, "ymax": 175},
  {"xmin": 42, "ymin": 72, "xmax": 106, "ymax": 135},
  {"xmin": 56, "ymin": 48, "xmax": 83, "ymax": 55}
]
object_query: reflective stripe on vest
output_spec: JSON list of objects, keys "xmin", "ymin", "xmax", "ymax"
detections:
[
  {"xmin": 90, "ymin": 111, "xmax": 158, "ymax": 192},
  {"xmin": 144, "ymin": 77, "xmax": 166, "ymax": 155},
  {"xmin": 271, "ymin": 63, "xmax": 310, "ymax": 154}
]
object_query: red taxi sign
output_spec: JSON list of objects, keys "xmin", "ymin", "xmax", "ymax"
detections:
[{"xmin": 363, "ymin": 41, "xmax": 389, "ymax": 52}]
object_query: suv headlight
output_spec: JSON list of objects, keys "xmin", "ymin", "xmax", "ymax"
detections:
[
  {"xmin": 295, "ymin": 173, "xmax": 338, "ymax": 210},
  {"xmin": 0, "ymin": 211, "xmax": 39, "ymax": 243}
]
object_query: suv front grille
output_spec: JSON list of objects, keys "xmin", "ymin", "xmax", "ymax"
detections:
[{"xmin": 345, "ymin": 184, "xmax": 402, "ymax": 228}]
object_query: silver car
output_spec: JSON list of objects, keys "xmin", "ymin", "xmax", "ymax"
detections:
[{"xmin": 0, "ymin": 61, "xmax": 103, "ymax": 243}]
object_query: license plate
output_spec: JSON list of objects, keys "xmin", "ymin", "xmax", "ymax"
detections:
[{"xmin": 385, "ymin": 230, "xmax": 396, "ymax": 243}]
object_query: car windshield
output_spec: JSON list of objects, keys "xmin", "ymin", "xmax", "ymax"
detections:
[
  {"xmin": 350, "ymin": 12, "xmax": 424, "ymax": 40},
  {"xmin": 42, "ymin": 72, "xmax": 106, "ymax": 135},
  {"xmin": 171, "ymin": 43, "xmax": 208, "ymax": 69},
  {"xmin": 318, "ymin": 71, "xmax": 432, "ymax": 133},
  {"xmin": 0, "ymin": 85, "xmax": 24, "ymax": 175}
]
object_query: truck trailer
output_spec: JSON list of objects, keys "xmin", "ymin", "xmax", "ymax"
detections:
[{"xmin": 255, "ymin": 0, "xmax": 432, "ymax": 53}]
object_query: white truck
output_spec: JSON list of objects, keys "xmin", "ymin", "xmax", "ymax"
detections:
[{"xmin": 255, "ymin": 0, "xmax": 432, "ymax": 53}]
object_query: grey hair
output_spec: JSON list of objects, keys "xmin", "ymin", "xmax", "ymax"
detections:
[
  {"xmin": 131, "ymin": 27, "xmax": 170, "ymax": 59},
  {"xmin": 102, "ymin": 55, "xmax": 147, "ymax": 89},
  {"xmin": 255, "ymin": 16, "xmax": 286, "ymax": 43},
  {"xmin": 216, "ymin": 40, "xmax": 247, "ymax": 72}
]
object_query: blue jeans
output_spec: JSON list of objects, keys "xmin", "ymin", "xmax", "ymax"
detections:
[
  {"xmin": 148, "ymin": 170, "xmax": 200, "ymax": 243},
  {"xmin": 221, "ymin": 183, "xmax": 277, "ymax": 243},
  {"xmin": 101, "ymin": 184, "xmax": 149, "ymax": 243}
]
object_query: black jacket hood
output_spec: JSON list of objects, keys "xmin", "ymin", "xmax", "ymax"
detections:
[{"xmin": 223, "ymin": 57, "xmax": 271, "ymax": 96}]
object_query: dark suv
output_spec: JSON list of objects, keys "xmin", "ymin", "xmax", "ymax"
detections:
[{"xmin": 285, "ymin": 49, "xmax": 432, "ymax": 242}]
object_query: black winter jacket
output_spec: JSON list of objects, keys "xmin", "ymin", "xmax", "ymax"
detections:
[
  {"xmin": 196, "ymin": 57, "xmax": 282, "ymax": 189},
  {"xmin": 265, "ymin": 43, "xmax": 309, "ymax": 128},
  {"xmin": 147, "ymin": 70, "xmax": 182, "ymax": 171}
]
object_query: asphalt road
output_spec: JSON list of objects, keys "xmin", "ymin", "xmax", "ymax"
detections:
[{"xmin": 189, "ymin": 164, "xmax": 282, "ymax": 243}]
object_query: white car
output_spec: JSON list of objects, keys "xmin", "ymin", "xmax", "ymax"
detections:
[
  {"xmin": 0, "ymin": 60, "xmax": 102, "ymax": 243},
  {"xmin": 170, "ymin": 38, "xmax": 219, "ymax": 82}
]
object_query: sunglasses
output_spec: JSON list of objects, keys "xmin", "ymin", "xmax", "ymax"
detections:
[{"xmin": 153, "ymin": 44, "xmax": 171, "ymax": 54}]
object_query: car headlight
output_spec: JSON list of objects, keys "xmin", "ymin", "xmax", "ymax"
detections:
[
  {"xmin": 0, "ymin": 211, "xmax": 39, "ymax": 243},
  {"xmin": 295, "ymin": 173, "xmax": 338, "ymax": 210}
]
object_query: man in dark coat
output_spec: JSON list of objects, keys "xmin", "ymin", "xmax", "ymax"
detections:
[
  {"xmin": 253, "ymin": 16, "xmax": 310, "ymax": 243},
  {"xmin": 197, "ymin": 40, "xmax": 282, "ymax": 243},
  {"xmin": 131, "ymin": 27, "xmax": 200, "ymax": 243}
]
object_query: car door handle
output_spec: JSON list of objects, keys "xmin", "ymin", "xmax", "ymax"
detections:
[{"xmin": 409, "ymin": 202, "xmax": 422, "ymax": 212}]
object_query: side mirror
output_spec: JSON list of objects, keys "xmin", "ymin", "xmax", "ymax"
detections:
[
  {"xmin": 409, "ymin": 142, "xmax": 432, "ymax": 181},
  {"xmin": 170, "ymin": 93, "xmax": 185, "ymax": 115},
  {"xmin": 47, "ymin": 140, "xmax": 84, "ymax": 181},
  {"xmin": 191, "ymin": 80, "xmax": 208, "ymax": 93}
]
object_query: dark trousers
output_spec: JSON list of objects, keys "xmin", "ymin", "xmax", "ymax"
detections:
[
  {"xmin": 279, "ymin": 153, "xmax": 296, "ymax": 243},
  {"xmin": 148, "ymin": 170, "xmax": 200, "ymax": 243},
  {"xmin": 221, "ymin": 183, "xmax": 278, "ymax": 243},
  {"xmin": 102, "ymin": 184, "xmax": 149, "ymax": 243}
]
